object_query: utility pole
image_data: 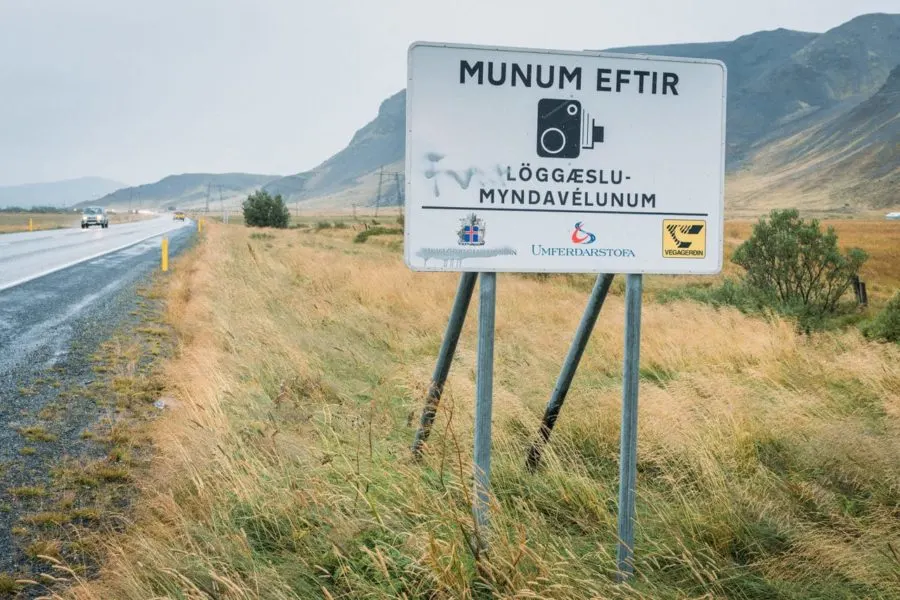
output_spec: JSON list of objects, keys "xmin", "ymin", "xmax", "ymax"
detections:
[
  {"xmin": 205, "ymin": 183, "xmax": 211, "ymax": 214},
  {"xmin": 374, "ymin": 166, "xmax": 384, "ymax": 219},
  {"xmin": 218, "ymin": 185, "xmax": 227, "ymax": 224}
]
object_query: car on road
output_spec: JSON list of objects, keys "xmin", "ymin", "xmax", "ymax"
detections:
[
  {"xmin": 173, "ymin": 211, "xmax": 186, "ymax": 221},
  {"xmin": 81, "ymin": 206, "xmax": 109, "ymax": 229}
]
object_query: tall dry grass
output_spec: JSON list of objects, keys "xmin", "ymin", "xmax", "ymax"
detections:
[{"xmin": 59, "ymin": 223, "xmax": 900, "ymax": 599}]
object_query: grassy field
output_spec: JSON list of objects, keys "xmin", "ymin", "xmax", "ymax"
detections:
[
  {"xmin": 199, "ymin": 212, "xmax": 899, "ymax": 305},
  {"xmin": 54, "ymin": 219, "xmax": 899, "ymax": 599},
  {"xmin": 0, "ymin": 212, "xmax": 153, "ymax": 234}
]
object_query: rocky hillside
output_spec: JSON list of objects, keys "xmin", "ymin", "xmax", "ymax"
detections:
[
  {"xmin": 86, "ymin": 173, "xmax": 280, "ymax": 211},
  {"xmin": 272, "ymin": 12, "xmax": 899, "ymax": 212},
  {"xmin": 263, "ymin": 90, "xmax": 405, "ymax": 206},
  {"xmin": 807, "ymin": 62, "xmax": 900, "ymax": 153},
  {"xmin": 0, "ymin": 176, "xmax": 127, "ymax": 209},
  {"xmin": 730, "ymin": 63, "xmax": 900, "ymax": 211}
]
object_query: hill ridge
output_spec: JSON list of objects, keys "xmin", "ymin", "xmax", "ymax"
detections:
[
  {"xmin": 0, "ymin": 176, "xmax": 127, "ymax": 209},
  {"xmin": 84, "ymin": 172, "xmax": 282, "ymax": 211}
]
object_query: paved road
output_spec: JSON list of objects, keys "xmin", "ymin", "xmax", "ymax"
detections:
[
  {"xmin": 0, "ymin": 219, "xmax": 194, "ymax": 376},
  {"xmin": 0, "ymin": 215, "xmax": 189, "ymax": 291},
  {"xmin": 0, "ymin": 216, "xmax": 195, "ymax": 578}
]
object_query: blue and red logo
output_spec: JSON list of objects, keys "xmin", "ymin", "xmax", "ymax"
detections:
[
  {"xmin": 457, "ymin": 213, "xmax": 486, "ymax": 246},
  {"xmin": 571, "ymin": 221, "xmax": 597, "ymax": 244},
  {"xmin": 461, "ymin": 224, "xmax": 481, "ymax": 244}
]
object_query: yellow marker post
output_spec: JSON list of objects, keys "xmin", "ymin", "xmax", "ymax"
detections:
[
  {"xmin": 161, "ymin": 237, "xmax": 169, "ymax": 272},
  {"xmin": 198, "ymin": 218, "xmax": 203, "ymax": 233},
  {"xmin": 28, "ymin": 218, "xmax": 33, "ymax": 232}
]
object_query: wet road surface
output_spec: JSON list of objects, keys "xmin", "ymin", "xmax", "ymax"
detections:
[{"xmin": 0, "ymin": 215, "xmax": 189, "ymax": 292}]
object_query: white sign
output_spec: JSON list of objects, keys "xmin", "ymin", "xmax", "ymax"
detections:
[{"xmin": 403, "ymin": 42, "xmax": 727, "ymax": 274}]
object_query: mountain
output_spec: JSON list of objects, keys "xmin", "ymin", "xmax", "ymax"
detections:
[
  {"xmin": 269, "ymin": 12, "xmax": 899, "ymax": 213},
  {"xmin": 606, "ymin": 13, "xmax": 900, "ymax": 166},
  {"xmin": 0, "ymin": 176, "xmax": 127, "ymax": 209},
  {"xmin": 86, "ymin": 173, "xmax": 281, "ymax": 211},
  {"xmin": 729, "ymin": 63, "xmax": 900, "ymax": 211},
  {"xmin": 262, "ymin": 90, "xmax": 406, "ymax": 208}
]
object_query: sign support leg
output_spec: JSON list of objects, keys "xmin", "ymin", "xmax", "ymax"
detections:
[
  {"xmin": 411, "ymin": 272, "xmax": 478, "ymax": 459},
  {"xmin": 473, "ymin": 272, "xmax": 496, "ymax": 551},
  {"xmin": 526, "ymin": 273, "xmax": 614, "ymax": 471},
  {"xmin": 616, "ymin": 274, "xmax": 643, "ymax": 582}
]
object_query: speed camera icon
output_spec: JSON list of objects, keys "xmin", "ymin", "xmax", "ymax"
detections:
[{"xmin": 536, "ymin": 98, "xmax": 605, "ymax": 159}]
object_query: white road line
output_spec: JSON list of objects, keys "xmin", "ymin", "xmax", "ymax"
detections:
[{"xmin": 0, "ymin": 226, "xmax": 185, "ymax": 293}]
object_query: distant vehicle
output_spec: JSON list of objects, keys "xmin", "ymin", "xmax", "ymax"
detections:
[
  {"xmin": 81, "ymin": 206, "xmax": 109, "ymax": 229},
  {"xmin": 886, "ymin": 212, "xmax": 900, "ymax": 220},
  {"xmin": 173, "ymin": 211, "xmax": 186, "ymax": 221}
]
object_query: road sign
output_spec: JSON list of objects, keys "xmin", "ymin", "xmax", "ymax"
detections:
[{"xmin": 404, "ymin": 42, "xmax": 727, "ymax": 275}]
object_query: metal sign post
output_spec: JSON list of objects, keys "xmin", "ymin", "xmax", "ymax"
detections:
[
  {"xmin": 473, "ymin": 272, "xmax": 496, "ymax": 549},
  {"xmin": 526, "ymin": 273, "xmax": 615, "ymax": 471},
  {"xmin": 411, "ymin": 272, "xmax": 478, "ymax": 458},
  {"xmin": 616, "ymin": 273, "xmax": 643, "ymax": 580}
]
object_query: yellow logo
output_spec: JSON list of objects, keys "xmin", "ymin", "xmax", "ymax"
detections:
[{"xmin": 663, "ymin": 220, "xmax": 706, "ymax": 258}]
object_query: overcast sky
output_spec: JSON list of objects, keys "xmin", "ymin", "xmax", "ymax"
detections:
[{"xmin": 0, "ymin": 0, "xmax": 895, "ymax": 187}]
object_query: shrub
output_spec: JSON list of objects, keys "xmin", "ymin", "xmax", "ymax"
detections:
[
  {"xmin": 731, "ymin": 209, "xmax": 868, "ymax": 318},
  {"xmin": 353, "ymin": 226, "xmax": 403, "ymax": 243},
  {"xmin": 861, "ymin": 291, "xmax": 900, "ymax": 343},
  {"xmin": 315, "ymin": 221, "xmax": 333, "ymax": 230},
  {"xmin": 242, "ymin": 191, "xmax": 290, "ymax": 229}
]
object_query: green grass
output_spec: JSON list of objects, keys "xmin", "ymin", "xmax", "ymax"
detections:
[
  {"xmin": 8, "ymin": 486, "xmax": 45, "ymax": 499},
  {"xmin": 353, "ymin": 225, "xmax": 404, "ymax": 243},
  {"xmin": 0, "ymin": 573, "xmax": 20, "ymax": 594},
  {"xmin": 656, "ymin": 276, "xmax": 881, "ymax": 337},
  {"xmin": 861, "ymin": 290, "xmax": 900, "ymax": 344},
  {"xmin": 17, "ymin": 425, "xmax": 57, "ymax": 443}
]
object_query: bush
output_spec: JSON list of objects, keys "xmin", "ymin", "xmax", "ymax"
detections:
[
  {"xmin": 861, "ymin": 291, "xmax": 900, "ymax": 343},
  {"xmin": 242, "ymin": 190, "xmax": 290, "ymax": 228},
  {"xmin": 731, "ymin": 209, "xmax": 867, "ymax": 318},
  {"xmin": 353, "ymin": 226, "xmax": 403, "ymax": 244}
]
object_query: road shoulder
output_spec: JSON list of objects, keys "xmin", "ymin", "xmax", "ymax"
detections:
[{"xmin": 0, "ymin": 239, "xmax": 196, "ymax": 598}]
